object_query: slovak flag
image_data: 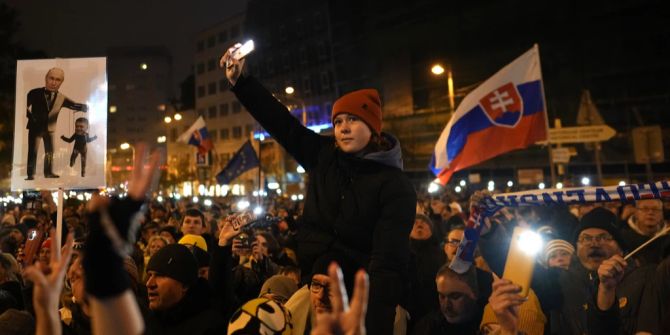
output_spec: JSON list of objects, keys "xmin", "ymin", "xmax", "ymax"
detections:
[
  {"xmin": 432, "ymin": 44, "xmax": 548, "ymax": 184},
  {"xmin": 177, "ymin": 116, "xmax": 214, "ymax": 154}
]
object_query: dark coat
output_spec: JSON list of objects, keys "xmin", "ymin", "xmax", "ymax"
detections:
[
  {"xmin": 231, "ymin": 75, "xmax": 417, "ymax": 334},
  {"xmin": 407, "ymin": 237, "xmax": 445, "ymax": 327},
  {"xmin": 145, "ymin": 245, "xmax": 237, "ymax": 335},
  {"xmin": 26, "ymin": 87, "xmax": 86, "ymax": 132}
]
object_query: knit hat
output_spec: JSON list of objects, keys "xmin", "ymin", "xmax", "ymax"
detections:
[
  {"xmin": 178, "ymin": 234, "xmax": 208, "ymax": 252},
  {"xmin": 573, "ymin": 207, "xmax": 627, "ymax": 251},
  {"xmin": 146, "ymin": 244, "xmax": 198, "ymax": 286},
  {"xmin": 541, "ymin": 239, "xmax": 575, "ymax": 265},
  {"xmin": 179, "ymin": 234, "xmax": 210, "ymax": 268},
  {"xmin": 332, "ymin": 89, "xmax": 382, "ymax": 134},
  {"xmin": 259, "ymin": 275, "xmax": 299, "ymax": 302},
  {"xmin": 228, "ymin": 298, "xmax": 293, "ymax": 335}
]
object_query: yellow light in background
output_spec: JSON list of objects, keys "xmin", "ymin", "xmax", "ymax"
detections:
[
  {"xmin": 157, "ymin": 104, "xmax": 166, "ymax": 111},
  {"xmin": 157, "ymin": 136, "xmax": 167, "ymax": 143},
  {"xmin": 174, "ymin": 113, "xmax": 182, "ymax": 121},
  {"xmin": 431, "ymin": 64, "xmax": 445, "ymax": 75},
  {"xmin": 285, "ymin": 86, "xmax": 295, "ymax": 95},
  {"xmin": 164, "ymin": 116, "xmax": 172, "ymax": 123},
  {"xmin": 120, "ymin": 142, "xmax": 130, "ymax": 150},
  {"xmin": 140, "ymin": 63, "xmax": 148, "ymax": 70},
  {"xmin": 109, "ymin": 105, "xmax": 117, "ymax": 113}
]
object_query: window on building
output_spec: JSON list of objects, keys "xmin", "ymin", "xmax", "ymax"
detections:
[
  {"xmin": 220, "ymin": 128, "xmax": 230, "ymax": 140},
  {"xmin": 220, "ymin": 103, "xmax": 229, "ymax": 116},
  {"xmin": 197, "ymin": 86, "xmax": 205, "ymax": 98},
  {"xmin": 232, "ymin": 101, "xmax": 241, "ymax": 113},
  {"xmin": 232, "ymin": 126, "xmax": 242, "ymax": 138},
  {"xmin": 210, "ymin": 130, "xmax": 218, "ymax": 141},
  {"xmin": 208, "ymin": 82, "xmax": 217, "ymax": 95},
  {"xmin": 207, "ymin": 36, "xmax": 215, "ymax": 48},
  {"xmin": 197, "ymin": 63, "xmax": 205, "ymax": 74},
  {"xmin": 208, "ymin": 106, "xmax": 217, "ymax": 118},
  {"xmin": 218, "ymin": 30, "xmax": 228, "ymax": 43},
  {"xmin": 208, "ymin": 59, "xmax": 216, "ymax": 71},
  {"xmin": 317, "ymin": 41, "xmax": 328, "ymax": 60}
]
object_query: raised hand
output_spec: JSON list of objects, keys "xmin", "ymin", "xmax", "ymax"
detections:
[
  {"xmin": 218, "ymin": 213, "xmax": 253, "ymax": 247},
  {"xmin": 24, "ymin": 230, "xmax": 74, "ymax": 335},
  {"xmin": 488, "ymin": 273, "xmax": 526, "ymax": 334},
  {"xmin": 219, "ymin": 45, "xmax": 246, "ymax": 86},
  {"xmin": 312, "ymin": 263, "xmax": 369, "ymax": 335}
]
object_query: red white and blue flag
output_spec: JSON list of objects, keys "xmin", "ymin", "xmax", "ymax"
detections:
[
  {"xmin": 431, "ymin": 45, "xmax": 548, "ymax": 185},
  {"xmin": 178, "ymin": 116, "xmax": 214, "ymax": 154}
]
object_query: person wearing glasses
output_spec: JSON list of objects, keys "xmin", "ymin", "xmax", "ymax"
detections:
[{"xmin": 620, "ymin": 199, "xmax": 668, "ymax": 265}]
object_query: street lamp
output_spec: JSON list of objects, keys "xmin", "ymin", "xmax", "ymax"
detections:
[
  {"xmin": 284, "ymin": 86, "xmax": 307, "ymax": 125},
  {"xmin": 431, "ymin": 63, "xmax": 455, "ymax": 112},
  {"xmin": 164, "ymin": 116, "xmax": 172, "ymax": 123},
  {"xmin": 174, "ymin": 113, "xmax": 182, "ymax": 121}
]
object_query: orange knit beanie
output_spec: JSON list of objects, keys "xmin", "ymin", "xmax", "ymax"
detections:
[{"xmin": 331, "ymin": 89, "xmax": 382, "ymax": 134}]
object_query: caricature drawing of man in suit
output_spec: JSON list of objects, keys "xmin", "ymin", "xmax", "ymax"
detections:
[{"xmin": 25, "ymin": 67, "xmax": 88, "ymax": 180}]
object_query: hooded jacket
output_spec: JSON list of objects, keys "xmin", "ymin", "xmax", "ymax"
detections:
[{"xmin": 231, "ymin": 75, "xmax": 417, "ymax": 334}]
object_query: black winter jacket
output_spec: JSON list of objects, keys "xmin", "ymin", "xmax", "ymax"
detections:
[{"xmin": 232, "ymin": 75, "xmax": 417, "ymax": 334}]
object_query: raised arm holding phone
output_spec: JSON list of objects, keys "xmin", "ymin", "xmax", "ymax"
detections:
[{"xmin": 221, "ymin": 42, "xmax": 417, "ymax": 334}]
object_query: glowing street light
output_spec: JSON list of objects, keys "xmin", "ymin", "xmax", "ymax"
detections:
[
  {"xmin": 427, "ymin": 182, "xmax": 440, "ymax": 194},
  {"xmin": 431, "ymin": 64, "xmax": 445, "ymax": 75},
  {"xmin": 285, "ymin": 86, "xmax": 295, "ymax": 94},
  {"xmin": 164, "ymin": 116, "xmax": 172, "ymax": 123},
  {"xmin": 174, "ymin": 113, "xmax": 182, "ymax": 121},
  {"xmin": 431, "ymin": 63, "xmax": 455, "ymax": 112},
  {"xmin": 581, "ymin": 177, "xmax": 591, "ymax": 186}
]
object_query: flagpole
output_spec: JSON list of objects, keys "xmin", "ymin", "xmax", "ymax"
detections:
[
  {"xmin": 534, "ymin": 43, "xmax": 557, "ymax": 187},
  {"xmin": 254, "ymin": 129, "xmax": 262, "ymax": 210}
]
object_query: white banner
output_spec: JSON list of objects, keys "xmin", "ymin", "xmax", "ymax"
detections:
[{"xmin": 11, "ymin": 58, "xmax": 107, "ymax": 190}]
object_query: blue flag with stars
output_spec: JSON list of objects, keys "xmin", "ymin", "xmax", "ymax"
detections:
[{"xmin": 216, "ymin": 140, "xmax": 259, "ymax": 185}]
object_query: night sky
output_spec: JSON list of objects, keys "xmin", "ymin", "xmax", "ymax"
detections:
[{"xmin": 4, "ymin": 0, "xmax": 245, "ymax": 92}]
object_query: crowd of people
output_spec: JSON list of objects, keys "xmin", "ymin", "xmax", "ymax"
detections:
[
  {"xmin": 1, "ymin": 181, "xmax": 668, "ymax": 334},
  {"xmin": 0, "ymin": 47, "xmax": 668, "ymax": 335}
]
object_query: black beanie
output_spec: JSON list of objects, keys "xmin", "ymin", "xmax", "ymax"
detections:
[
  {"xmin": 574, "ymin": 207, "xmax": 627, "ymax": 251},
  {"xmin": 146, "ymin": 244, "xmax": 198, "ymax": 286}
]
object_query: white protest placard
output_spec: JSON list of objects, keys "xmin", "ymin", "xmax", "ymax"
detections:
[{"xmin": 11, "ymin": 58, "xmax": 107, "ymax": 190}]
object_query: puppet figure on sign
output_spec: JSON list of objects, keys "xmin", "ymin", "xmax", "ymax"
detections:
[{"xmin": 61, "ymin": 117, "xmax": 97, "ymax": 177}]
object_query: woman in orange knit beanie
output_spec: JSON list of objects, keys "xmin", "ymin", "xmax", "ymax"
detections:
[{"xmin": 221, "ymin": 48, "xmax": 417, "ymax": 334}]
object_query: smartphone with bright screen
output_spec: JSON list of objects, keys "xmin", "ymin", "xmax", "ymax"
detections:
[
  {"xmin": 502, "ymin": 226, "xmax": 543, "ymax": 297},
  {"xmin": 231, "ymin": 40, "xmax": 255, "ymax": 60}
]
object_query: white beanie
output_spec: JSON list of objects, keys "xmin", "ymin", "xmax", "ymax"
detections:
[{"xmin": 542, "ymin": 239, "xmax": 575, "ymax": 264}]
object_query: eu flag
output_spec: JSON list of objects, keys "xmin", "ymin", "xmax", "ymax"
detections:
[{"xmin": 216, "ymin": 140, "xmax": 259, "ymax": 185}]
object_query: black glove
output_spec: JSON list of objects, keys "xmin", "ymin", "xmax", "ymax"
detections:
[{"xmin": 83, "ymin": 197, "xmax": 145, "ymax": 298}]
